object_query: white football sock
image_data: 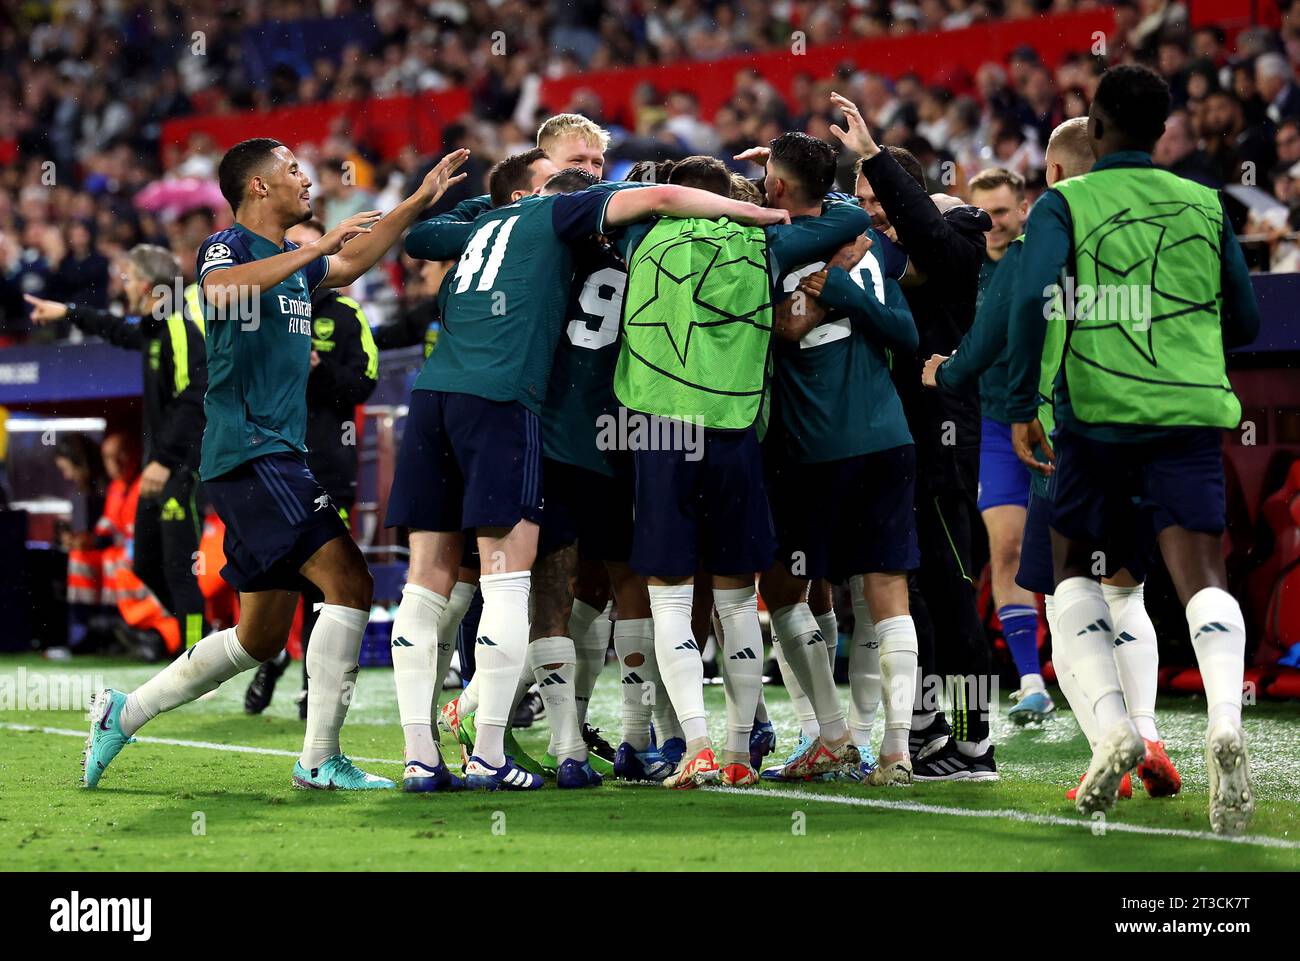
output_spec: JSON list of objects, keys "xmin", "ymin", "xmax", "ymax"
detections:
[
  {"xmin": 773, "ymin": 603, "xmax": 847, "ymax": 743},
  {"xmin": 301, "ymin": 604, "xmax": 369, "ymax": 769},
  {"xmin": 614, "ymin": 617, "xmax": 657, "ymax": 750},
  {"xmin": 1046, "ymin": 594, "xmax": 1099, "ymax": 747},
  {"xmin": 848, "ymin": 590, "xmax": 882, "ymax": 747},
  {"xmin": 1054, "ymin": 577, "xmax": 1128, "ymax": 734},
  {"xmin": 1186, "ymin": 586, "xmax": 1246, "ymax": 729},
  {"xmin": 531, "ymin": 636, "xmax": 584, "ymax": 762},
  {"xmin": 458, "ymin": 671, "xmax": 480, "ymax": 716},
  {"xmin": 650, "ymin": 583, "xmax": 708, "ymax": 744},
  {"xmin": 754, "ymin": 685, "xmax": 769, "ymax": 725},
  {"xmin": 471, "ymin": 571, "xmax": 531, "ymax": 766},
  {"xmin": 715, "ymin": 585, "xmax": 763, "ymax": 758},
  {"xmin": 876, "ymin": 615, "xmax": 918, "ymax": 758},
  {"xmin": 121, "ymin": 627, "xmax": 260, "ymax": 736},
  {"xmin": 391, "ymin": 584, "xmax": 447, "ymax": 766},
  {"xmin": 773, "ymin": 632, "xmax": 820, "ymax": 739},
  {"xmin": 570, "ymin": 599, "xmax": 611, "ymax": 728},
  {"xmin": 1103, "ymin": 581, "xmax": 1160, "ymax": 741},
  {"xmin": 815, "ymin": 609, "xmax": 838, "ymax": 665},
  {"xmin": 435, "ymin": 581, "xmax": 476, "ymax": 707}
]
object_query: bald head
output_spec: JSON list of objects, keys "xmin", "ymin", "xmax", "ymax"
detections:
[{"xmin": 1045, "ymin": 117, "xmax": 1095, "ymax": 187}]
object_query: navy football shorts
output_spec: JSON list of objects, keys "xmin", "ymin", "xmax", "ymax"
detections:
[
  {"xmin": 766, "ymin": 444, "xmax": 921, "ymax": 581},
  {"xmin": 204, "ymin": 452, "xmax": 349, "ymax": 593},
  {"xmin": 537, "ymin": 456, "xmax": 635, "ymax": 563},
  {"xmin": 1050, "ymin": 426, "xmax": 1226, "ymax": 550},
  {"xmin": 386, "ymin": 389, "xmax": 543, "ymax": 534},
  {"xmin": 630, "ymin": 426, "xmax": 776, "ymax": 578}
]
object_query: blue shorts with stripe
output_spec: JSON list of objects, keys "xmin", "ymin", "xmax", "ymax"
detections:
[
  {"xmin": 385, "ymin": 389, "xmax": 543, "ymax": 535},
  {"xmin": 977, "ymin": 416, "xmax": 1031, "ymax": 512},
  {"xmin": 204, "ymin": 452, "xmax": 349, "ymax": 593}
]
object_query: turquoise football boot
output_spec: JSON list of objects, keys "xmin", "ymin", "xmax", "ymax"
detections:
[
  {"xmin": 292, "ymin": 754, "xmax": 396, "ymax": 790},
  {"xmin": 82, "ymin": 689, "xmax": 135, "ymax": 789}
]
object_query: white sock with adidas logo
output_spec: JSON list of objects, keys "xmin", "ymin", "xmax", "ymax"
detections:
[
  {"xmin": 530, "ymin": 636, "xmax": 584, "ymax": 763},
  {"xmin": 649, "ymin": 582, "xmax": 709, "ymax": 747},
  {"xmin": 772, "ymin": 603, "xmax": 848, "ymax": 744},
  {"xmin": 391, "ymin": 584, "xmax": 447, "ymax": 768},
  {"xmin": 876, "ymin": 614, "xmax": 919, "ymax": 759},
  {"xmin": 1054, "ymin": 577, "xmax": 1129, "ymax": 734},
  {"xmin": 848, "ymin": 581, "xmax": 882, "ymax": 749},
  {"xmin": 614, "ymin": 617, "xmax": 656, "ymax": 750},
  {"xmin": 472, "ymin": 571, "xmax": 532, "ymax": 767},
  {"xmin": 1104, "ymin": 581, "xmax": 1161, "ymax": 741},
  {"xmin": 433, "ymin": 581, "xmax": 476, "ymax": 717},
  {"xmin": 715, "ymin": 585, "xmax": 762, "ymax": 760},
  {"xmin": 569, "ymin": 599, "xmax": 612, "ymax": 728},
  {"xmin": 772, "ymin": 628, "xmax": 820, "ymax": 740},
  {"xmin": 301, "ymin": 604, "xmax": 370, "ymax": 770},
  {"xmin": 1186, "ymin": 587, "xmax": 1246, "ymax": 729}
]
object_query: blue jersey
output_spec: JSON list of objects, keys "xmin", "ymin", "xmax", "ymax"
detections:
[{"xmin": 196, "ymin": 224, "xmax": 330, "ymax": 481}]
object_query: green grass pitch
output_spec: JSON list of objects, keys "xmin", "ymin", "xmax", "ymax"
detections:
[{"xmin": 2, "ymin": 653, "xmax": 1298, "ymax": 871}]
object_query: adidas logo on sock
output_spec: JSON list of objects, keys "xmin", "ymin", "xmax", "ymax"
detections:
[
  {"xmin": 539, "ymin": 672, "xmax": 566, "ymax": 687},
  {"xmin": 1193, "ymin": 622, "xmax": 1230, "ymax": 640},
  {"xmin": 1113, "ymin": 631, "xmax": 1137, "ymax": 646},
  {"xmin": 622, "ymin": 672, "xmax": 644, "ymax": 685},
  {"xmin": 674, "ymin": 638, "xmax": 700, "ymax": 652},
  {"xmin": 728, "ymin": 648, "xmax": 757, "ymax": 660},
  {"xmin": 1075, "ymin": 618, "xmax": 1112, "ymax": 636},
  {"xmin": 476, "ymin": 636, "xmax": 497, "ymax": 647},
  {"xmin": 806, "ymin": 631, "xmax": 824, "ymax": 647},
  {"xmin": 391, "ymin": 636, "xmax": 413, "ymax": 648}
]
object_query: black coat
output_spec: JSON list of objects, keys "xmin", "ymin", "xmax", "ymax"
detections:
[{"xmin": 861, "ymin": 148, "xmax": 992, "ymax": 493}]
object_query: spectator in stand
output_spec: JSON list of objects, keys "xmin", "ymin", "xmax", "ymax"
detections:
[
  {"xmin": 1156, "ymin": 107, "xmax": 1224, "ymax": 189},
  {"xmin": 1257, "ymin": 52, "xmax": 1300, "ymax": 124}
]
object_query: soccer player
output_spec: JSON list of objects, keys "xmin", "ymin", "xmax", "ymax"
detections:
[
  {"xmin": 1006, "ymin": 66, "xmax": 1260, "ymax": 832},
  {"xmin": 27, "ymin": 246, "xmax": 209, "ymax": 657},
  {"xmin": 387, "ymin": 155, "xmax": 786, "ymax": 791},
  {"xmin": 83, "ymin": 138, "xmax": 471, "ymax": 791},
  {"xmin": 961, "ymin": 167, "xmax": 1057, "ymax": 724},
  {"xmin": 409, "ymin": 134, "xmax": 685, "ymax": 785},
  {"xmin": 408, "ymin": 124, "xmax": 650, "ymax": 780},
  {"xmin": 924, "ymin": 118, "xmax": 1181, "ymax": 800},
  {"xmin": 611, "ymin": 154, "xmax": 866, "ymax": 788},
  {"xmin": 241, "ymin": 217, "xmax": 381, "ymax": 717},
  {"xmin": 755, "ymin": 133, "xmax": 922, "ymax": 786}
]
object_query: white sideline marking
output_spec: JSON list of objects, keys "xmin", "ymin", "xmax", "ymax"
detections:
[
  {"xmin": 0, "ymin": 723, "xmax": 399, "ymax": 766},
  {"xmin": 6, "ymin": 722, "xmax": 1295, "ymax": 851},
  {"xmin": 707, "ymin": 785, "xmax": 1300, "ymax": 850}
]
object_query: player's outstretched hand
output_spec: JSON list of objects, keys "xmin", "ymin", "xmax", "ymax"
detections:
[
  {"xmin": 829, "ymin": 233, "xmax": 872, "ymax": 271},
  {"xmin": 24, "ymin": 294, "xmax": 69, "ymax": 325},
  {"xmin": 829, "ymin": 92, "xmax": 881, "ymax": 159},
  {"xmin": 317, "ymin": 210, "xmax": 382, "ymax": 255},
  {"xmin": 732, "ymin": 146, "xmax": 771, "ymax": 165},
  {"xmin": 1012, "ymin": 419, "xmax": 1055, "ymax": 475},
  {"xmin": 733, "ymin": 203, "xmax": 789, "ymax": 226},
  {"xmin": 417, "ymin": 148, "xmax": 471, "ymax": 207},
  {"xmin": 921, "ymin": 353, "xmax": 949, "ymax": 388}
]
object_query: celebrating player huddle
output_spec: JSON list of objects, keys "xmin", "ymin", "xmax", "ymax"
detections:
[{"xmin": 83, "ymin": 64, "xmax": 1260, "ymax": 836}]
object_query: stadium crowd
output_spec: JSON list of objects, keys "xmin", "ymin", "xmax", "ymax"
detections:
[{"xmin": 3, "ymin": 0, "xmax": 1300, "ymax": 343}]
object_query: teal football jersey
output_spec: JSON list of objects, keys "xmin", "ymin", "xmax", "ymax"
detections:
[
  {"xmin": 412, "ymin": 189, "xmax": 613, "ymax": 413},
  {"xmin": 195, "ymin": 224, "xmax": 330, "ymax": 480}
]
